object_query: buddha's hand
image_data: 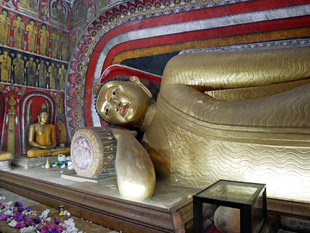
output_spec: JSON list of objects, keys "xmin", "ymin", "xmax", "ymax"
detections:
[
  {"xmin": 41, "ymin": 145, "xmax": 55, "ymax": 150},
  {"xmin": 110, "ymin": 127, "xmax": 137, "ymax": 139}
]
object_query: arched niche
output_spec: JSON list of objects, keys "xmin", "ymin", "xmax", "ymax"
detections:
[{"xmin": 18, "ymin": 91, "xmax": 56, "ymax": 155}]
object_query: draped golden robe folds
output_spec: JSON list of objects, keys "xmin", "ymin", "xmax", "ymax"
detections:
[{"xmin": 142, "ymin": 47, "xmax": 310, "ymax": 203}]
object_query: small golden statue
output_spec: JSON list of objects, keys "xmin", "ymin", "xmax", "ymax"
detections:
[
  {"xmin": 0, "ymin": 151, "xmax": 13, "ymax": 161},
  {"xmin": 27, "ymin": 109, "xmax": 70, "ymax": 158}
]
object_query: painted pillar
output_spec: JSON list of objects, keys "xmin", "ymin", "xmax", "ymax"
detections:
[{"xmin": 7, "ymin": 95, "xmax": 16, "ymax": 154}]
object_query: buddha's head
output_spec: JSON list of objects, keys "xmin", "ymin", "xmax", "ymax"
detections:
[
  {"xmin": 96, "ymin": 76, "xmax": 152, "ymax": 127},
  {"xmin": 37, "ymin": 110, "xmax": 49, "ymax": 125}
]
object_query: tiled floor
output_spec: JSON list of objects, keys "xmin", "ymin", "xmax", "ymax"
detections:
[{"xmin": 0, "ymin": 188, "xmax": 118, "ymax": 233}]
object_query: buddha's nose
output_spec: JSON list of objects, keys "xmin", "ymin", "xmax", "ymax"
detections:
[{"xmin": 110, "ymin": 100, "xmax": 122, "ymax": 110}]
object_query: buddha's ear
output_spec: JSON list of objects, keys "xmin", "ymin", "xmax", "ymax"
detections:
[{"xmin": 129, "ymin": 76, "xmax": 152, "ymax": 98}]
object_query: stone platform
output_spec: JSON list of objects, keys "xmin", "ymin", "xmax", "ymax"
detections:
[
  {"xmin": 0, "ymin": 167, "xmax": 198, "ymax": 233},
  {"xmin": 0, "ymin": 167, "xmax": 309, "ymax": 233}
]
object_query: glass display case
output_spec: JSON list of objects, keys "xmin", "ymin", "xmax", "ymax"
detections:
[{"xmin": 193, "ymin": 180, "xmax": 267, "ymax": 233}]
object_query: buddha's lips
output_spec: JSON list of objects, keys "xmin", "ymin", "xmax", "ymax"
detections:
[{"xmin": 121, "ymin": 104, "xmax": 129, "ymax": 117}]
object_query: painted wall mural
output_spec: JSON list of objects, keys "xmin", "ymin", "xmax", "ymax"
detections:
[
  {"xmin": 0, "ymin": 6, "xmax": 70, "ymax": 59},
  {"xmin": 0, "ymin": 0, "xmax": 110, "ymax": 156},
  {"xmin": 66, "ymin": 0, "xmax": 310, "ymax": 138},
  {"xmin": 0, "ymin": 0, "xmax": 109, "ymax": 30},
  {"xmin": 0, "ymin": 47, "xmax": 68, "ymax": 89},
  {"xmin": 0, "ymin": 1, "xmax": 70, "ymax": 156}
]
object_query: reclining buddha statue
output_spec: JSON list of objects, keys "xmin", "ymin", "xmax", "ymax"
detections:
[
  {"xmin": 96, "ymin": 46, "xmax": 310, "ymax": 202},
  {"xmin": 27, "ymin": 109, "xmax": 70, "ymax": 158}
]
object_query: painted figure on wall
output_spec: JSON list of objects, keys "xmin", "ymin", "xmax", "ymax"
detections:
[
  {"xmin": 56, "ymin": 93, "xmax": 63, "ymax": 114},
  {"xmin": 13, "ymin": 14, "xmax": 25, "ymax": 49},
  {"xmin": 13, "ymin": 53, "xmax": 24, "ymax": 85},
  {"xmin": 51, "ymin": 30, "xmax": 59, "ymax": 59},
  {"xmin": 0, "ymin": 9, "xmax": 11, "ymax": 45},
  {"xmin": 0, "ymin": 50, "xmax": 11, "ymax": 82},
  {"xmin": 19, "ymin": 0, "xmax": 30, "ymax": 9},
  {"xmin": 26, "ymin": 19, "xmax": 37, "ymax": 53},
  {"xmin": 48, "ymin": 62, "xmax": 57, "ymax": 89},
  {"xmin": 18, "ymin": 0, "xmax": 38, "ymax": 11},
  {"xmin": 39, "ymin": 23, "xmax": 49, "ymax": 56},
  {"xmin": 87, "ymin": 0, "xmax": 96, "ymax": 21},
  {"xmin": 26, "ymin": 56, "xmax": 36, "ymax": 86},
  {"xmin": 57, "ymin": 118, "xmax": 67, "ymax": 146},
  {"xmin": 73, "ymin": 1, "xmax": 87, "ymax": 26},
  {"xmin": 27, "ymin": 109, "xmax": 70, "ymax": 157},
  {"xmin": 51, "ymin": 1, "xmax": 66, "ymax": 25},
  {"xmin": 58, "ymin": 64, "xmax": 66, "ymax": 90},
  {"xmin": 60, "ymin": 32, "xmax": 68, "ymax": 61},
  {"xmin": 38, "ymin": 59, "xmax": 47, "ymax": 88},
  {"xmin": 40, "ymin": 3, "xmax": 48, "ymax": 21}
]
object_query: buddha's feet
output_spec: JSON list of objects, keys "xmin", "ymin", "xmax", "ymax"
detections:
[{"xmin": 27, "ymin": 147, "xmax": 70, "ymax": 158}]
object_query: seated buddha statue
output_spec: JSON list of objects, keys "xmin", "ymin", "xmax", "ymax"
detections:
[
  {"xmin": 96, "ymin": 46, "xmax": 310, "ymax": 202},
  {"xmin": 27, "ymin": 110, "xmax": 70, "ymax": 158}
]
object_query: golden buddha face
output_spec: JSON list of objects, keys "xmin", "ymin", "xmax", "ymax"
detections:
[
  {"xmin": 38, "ymin": 112, "xmax": 49, "ymax": 125},
  {"xmin": 96, "ymin": 78, "xmax": 152, "ymax": 127}
]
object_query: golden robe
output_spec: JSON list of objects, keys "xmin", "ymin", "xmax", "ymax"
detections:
[{"xmin": 143, "ymin": 47, "xmax": 310, "ymax": 202}]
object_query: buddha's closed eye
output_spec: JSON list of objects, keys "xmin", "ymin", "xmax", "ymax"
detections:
[{"xmin": 105, "ymin": 105, "xmax": 111, "ymax": 116}]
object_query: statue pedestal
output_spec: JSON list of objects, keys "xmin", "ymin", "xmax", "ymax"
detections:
[
  {"xmin": 12, "ymin": 155, "xmax": 59, "ymax": 169},
  {"xmin": 60, "ymin": 170, "xmax": 104, "ymax": 183},
  {"xmin": 0, "ymin": 167, "xmax": 198, "ymax": 233}
]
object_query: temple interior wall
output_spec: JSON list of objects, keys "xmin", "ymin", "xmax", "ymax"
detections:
[
  {"xmin": 0, "ymin": 0, "xmax": 309, "ymax": 152},
  {"xmin": 0, "ymin": 0, "xmax": 309, "ymax": 230},
  {"xmin": 0, "ymin": 0, "xmax": 108, "ymax": 155},
  {"xmin": 67, "ymin": 0, "xmax": 310, "ymax": 137},
  {"xmin": 0, "ymin": 1, "xmax": 309, "ymax": 202}
]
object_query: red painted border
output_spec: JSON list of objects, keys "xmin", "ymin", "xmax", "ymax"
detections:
[
  {"xmin": 86, "ymin": 0, "xmax": 310, "ymax": 92},
  {"xmin": 104, "ymin": 15, "xmax": 310, "ymax": 68}
]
